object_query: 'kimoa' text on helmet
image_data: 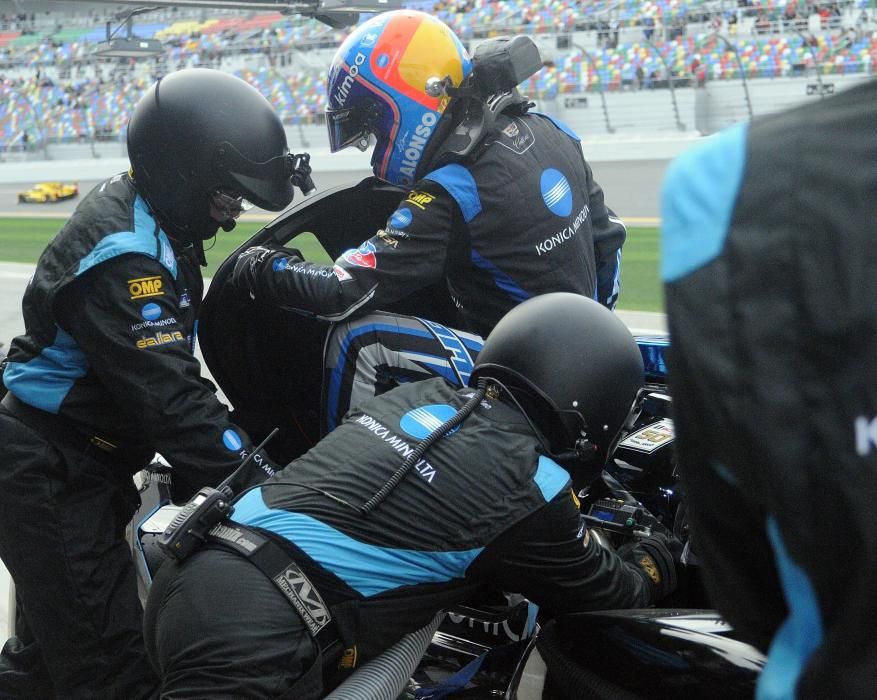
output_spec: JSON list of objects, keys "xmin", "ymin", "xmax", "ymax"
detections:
[{"xmin": 334, "ymin": 52, "xmax": 367, "ymax": 108}]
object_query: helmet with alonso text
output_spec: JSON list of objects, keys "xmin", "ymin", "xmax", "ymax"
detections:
[{"xmin": 325, "ymin": 10, "xmax": 473, "ymax": 187}]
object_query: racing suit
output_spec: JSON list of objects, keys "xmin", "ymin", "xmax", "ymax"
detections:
[
  {"xmin": 662, "ymin": 79, "xmax": 877, "ymax": 699},
  {"xmin": 0, "ymin": 172, "xmax": 268, "ymax": 698},
  {"xmin": 145, "ymin": 377, "xmax": 666, "ymax": 698},
  {"xmin": 237, "ymin": 111, "xmax": 626, "ymax": 430}
]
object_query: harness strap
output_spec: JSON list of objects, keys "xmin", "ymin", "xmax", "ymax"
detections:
[{"xmin": 204, "ymin": 520, "xmax": 351, "ymax": 656}]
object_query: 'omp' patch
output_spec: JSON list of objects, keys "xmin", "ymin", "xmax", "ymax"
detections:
[
  {"xmin": 404, "ymin": 191, "xmax": 435, "ymax": 210},
  {"xmin": 128, "ymin": 276, "xmax": 164, "ymax": 299}
]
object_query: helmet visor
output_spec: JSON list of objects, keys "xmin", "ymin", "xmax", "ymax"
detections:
[
  {"xmin": 215, "ymin": 141, "xmax": 294, "ymax": 211},
  {"xmin": 326, "ymin": 106, "xmax": 372, "ymax": 153}
]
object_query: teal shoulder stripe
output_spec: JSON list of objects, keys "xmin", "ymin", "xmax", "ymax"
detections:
[
  {"xmin": 535, "ymin": 455, "xmax": 571, "ymax": 501},
  {"xmin": 76, "ymin": 195, "xmax": 177, "ymax": 279},
  {"xmin": 232, "ymin": 489, "xmax": 483, "ymax": 596},
  {"xmin": 139, "ymin": 194, "xmax": 178, "ymax": 279},
  {"xmin": 660, "ymin": 122, "xmax": 748, "ymax": 283},
  {"xmin": 156, "ymin": 231, "xmax": 178, "ymax": 279}
]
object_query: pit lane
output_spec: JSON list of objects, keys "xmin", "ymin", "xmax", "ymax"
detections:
[{"xmin": 0, "ymin": 160, "xmax": 668, "ymax": 634}]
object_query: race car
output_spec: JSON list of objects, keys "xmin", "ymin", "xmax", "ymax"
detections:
[
  {"xmin": 17, "ymin": 181, "xmax": 79, "ymax": 204},
  {"xmin": 126, "ymin": 178, "xmax": 762, "ymax": 700}
]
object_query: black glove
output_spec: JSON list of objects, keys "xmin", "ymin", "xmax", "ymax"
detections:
[
  {"xmin": 231, "ymin": 245, "xmax": 303, "ymax": 302},
  {"xmin": 618, "ymin": 533, "xmax": 678, "ymax": 604},
  {"xmin": 231, "ymin": 245, "xmax": 276, "ymax": 301}
]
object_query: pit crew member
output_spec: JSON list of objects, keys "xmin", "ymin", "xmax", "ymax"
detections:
[
  {"xmin": 0, "ymin": 69, "xmax": 293, "ymax": 698},
  {"xmin": 662, "ymin": 78, "xmax": 877, "ymax": 699},
  {"xmin": 145, "ymin": 293, "xmax": 675, "ymax": 698}
]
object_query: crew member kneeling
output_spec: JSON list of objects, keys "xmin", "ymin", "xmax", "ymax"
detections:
[{"xmin": 144, "ymin": 293, "xmax": 677, "ymax": 698}]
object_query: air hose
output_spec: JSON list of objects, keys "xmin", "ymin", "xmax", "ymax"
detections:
[{"xmin": 324, "ymin": 611, "xmax": 446, "ymax": 700}]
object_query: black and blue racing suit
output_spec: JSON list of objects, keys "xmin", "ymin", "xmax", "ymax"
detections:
[
  {"xmin": 0, "ymin": 173, "xmax": 265, "ymax": 698},
  {"xmin": 662, "ymin": 78, "xmax": 877, "ymax": 700},
  {"xmin": 243, "ymin": 111, "xmax": 626, "ymax": 430},
  {"xmin": 145, "ymin": 377, "xmax": 654, "ymax": 698}
]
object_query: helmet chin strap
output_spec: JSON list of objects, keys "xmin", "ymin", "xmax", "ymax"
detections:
[{"xmin": 196, "ymin": 214, "xmax": 222, "ymax": 244}]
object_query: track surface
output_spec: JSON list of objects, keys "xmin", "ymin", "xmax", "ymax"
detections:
[{"xmin": 0, "ymin": 159, "xmax": 668, "ymax": 222}]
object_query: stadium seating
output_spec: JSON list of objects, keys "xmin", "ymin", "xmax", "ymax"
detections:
[{"xmin": 1, "ymin": 0, "xmax": 875, "ymax": 148}]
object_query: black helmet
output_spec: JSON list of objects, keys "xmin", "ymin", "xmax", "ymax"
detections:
[
  {"xmin": 471, "ymin": 293, "xmax": 644, "ymax": 466},
  {"xmin": 127, "ymin": 68, "xmax": 294, "ymax": 240}
]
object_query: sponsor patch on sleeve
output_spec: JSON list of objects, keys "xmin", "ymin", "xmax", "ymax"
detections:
[
  {"xmin": 128, "ymin": 275, "xmax": 164, "ymax": 300},
  {"xmin": 389, "ymin": 207, "xmax": 414, "ymax": 228},
  {"xmin": 333, "ymin": 265, "xmax": 353, "ymax": 281},
  {"xmin": 135, "ymin": 330, "xmax": 185, "ymax": 349},
  {"xmin": 376, "ymin": 229, "xmax": 403, "ymax": 249},
  {"xmin": 222, "ymin": 429, "xmax": 243, "ymax": 452},
  {"xmin": 639, "ymin": 554, "xmax": 661, "ymax": 583},
  {"xmin": 497, "ymin": 117, "xmax": 534, "ymax": 155},
  {"xmin": 341, "ymin": 241, "xmax": 377, "ymax": 269},
  {"xmin": 404, "ymin": 191, "xmax": 435, "ymax": 210}
]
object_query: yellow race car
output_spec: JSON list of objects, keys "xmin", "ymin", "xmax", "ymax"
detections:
[{"xmin": 18, "ymin": 182, "xmax": 79, "ymax": 204}]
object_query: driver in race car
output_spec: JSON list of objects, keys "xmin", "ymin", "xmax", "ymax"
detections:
[
  {"xmin": 233, "ymin": 9, "xmax": 627, "ymax": 432},
  {"xmin": 0, "ymin": 69, "xmax": 290, "ymax": 698},
  {"xmin": 144, "ymin": 293, "xmax": 677, "ymax": 698}
]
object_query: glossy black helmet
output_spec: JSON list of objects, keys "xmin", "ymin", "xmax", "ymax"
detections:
[
  {"xmin": 127, "ymin": 68, "xmax": 294, "ymax": 239},
  {"xmin": 471, "ymin": 293, "xmax": 644, "ymax": 466}
]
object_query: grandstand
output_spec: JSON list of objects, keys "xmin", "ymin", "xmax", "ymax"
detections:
[{"xmin": 0, "ymin": 0, "xmax": 874, "ymax": 159}]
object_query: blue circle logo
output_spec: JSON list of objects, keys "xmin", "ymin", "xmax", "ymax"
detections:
[
  {"xmin": 376, "ymin": 53, "xmax": 390, "ymax": 68},
  {"xmin": 141, "ymin": 303, "xmax": 161, "ymax": 321},
  {"xmin": 222, "ymin": 429, "xmax": 243, "ymax": 452},
  {"xmin": 272, "ymin": 257, "xmax": 290, "ymax": 272},
  {"xmin": 389, "ymin": 208, "xmax": 413, "ymax": 229},
  {"xmin": 540, "ymin": 168, "xmax": 573, "ymax": 217},
  {"xmin": 400, "ymin": 404, "xmax": 460, "ymax": 440}
]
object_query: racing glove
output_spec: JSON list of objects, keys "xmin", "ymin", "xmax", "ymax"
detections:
[
  {"xmin": 617, "ymin": 534, "xmax": 678, "ymax": 605},
  {"xmin": 231, "ymin": 245, "xmax": 302, "ymax": 301}
]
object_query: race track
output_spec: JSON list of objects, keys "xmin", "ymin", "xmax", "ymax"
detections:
[{"xmin": 0, "ymin": 158, "xmax": 668, "ymax": 222}]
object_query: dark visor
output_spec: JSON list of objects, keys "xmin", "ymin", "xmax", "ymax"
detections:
[
  {"xmin": 215, "ymin": 141, "xmax": 294, "ymax": 211},
  {"xmin": 326, "ymin": 106, "xmax": 371, "ymax": 153}
]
